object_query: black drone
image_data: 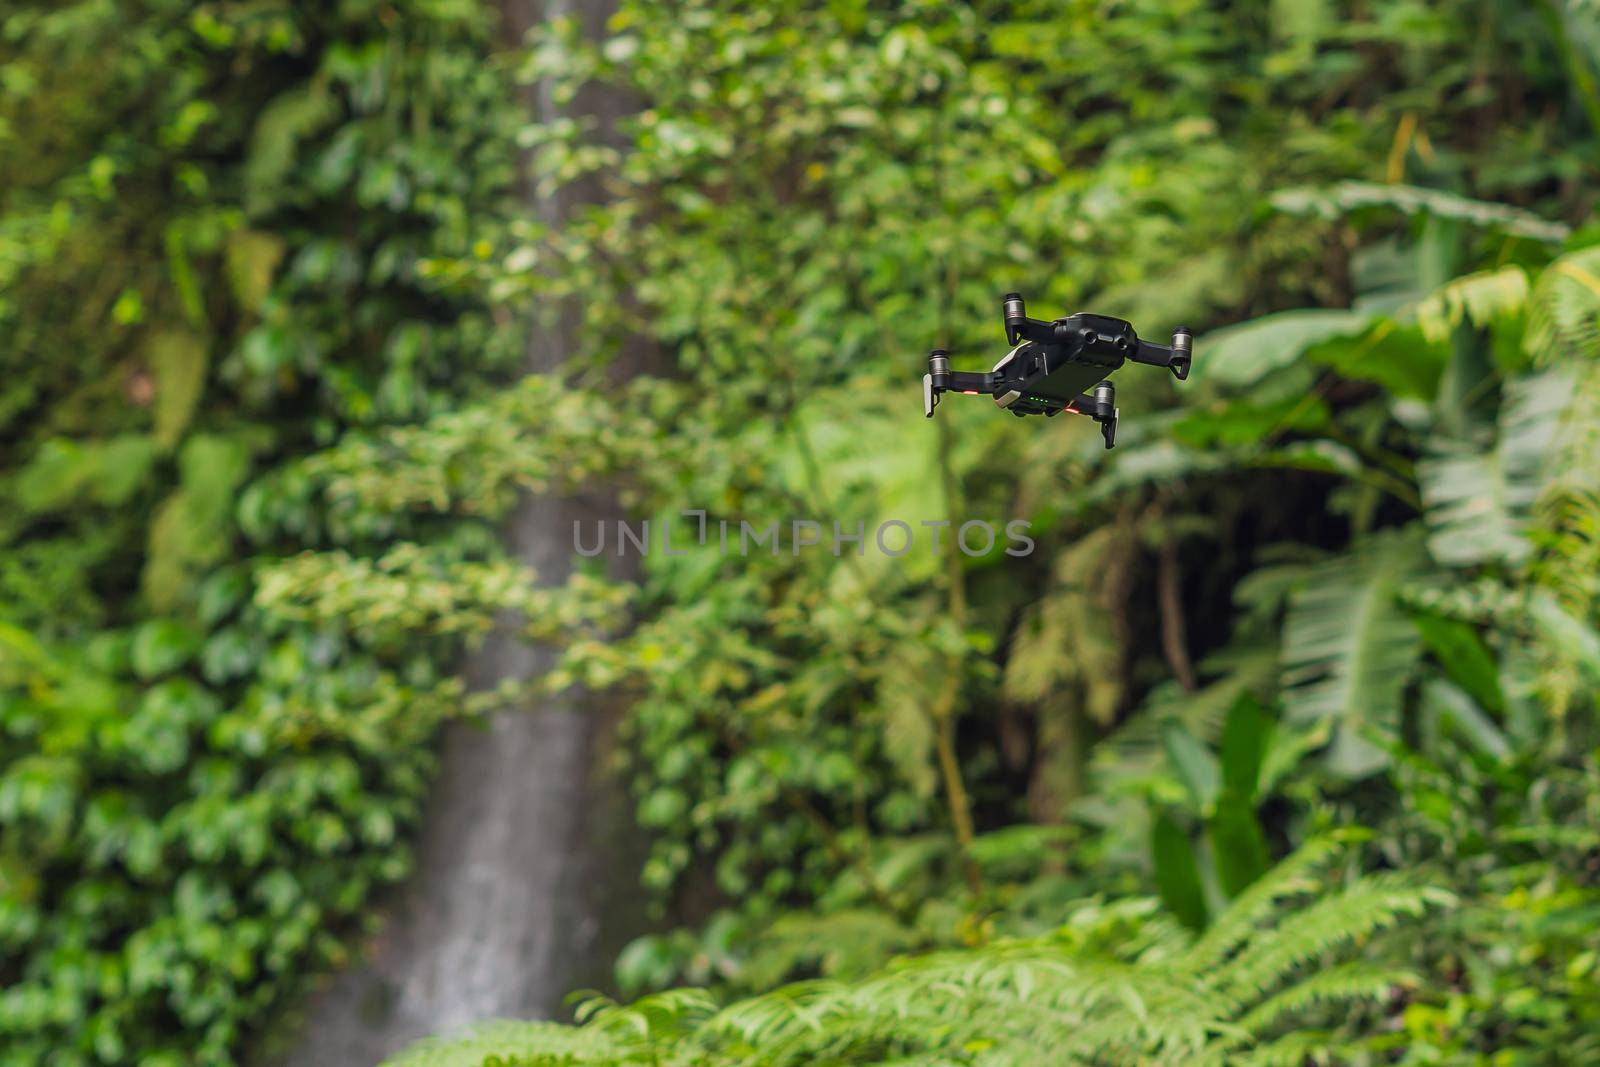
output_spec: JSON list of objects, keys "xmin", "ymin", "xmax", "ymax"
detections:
[{"xmin": 923, "ymin": 293, "xmax": 1193, "ymax": 448}]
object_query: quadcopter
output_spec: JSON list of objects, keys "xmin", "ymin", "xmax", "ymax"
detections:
[{"xmin": 922, "ymin": 292, "xmax": 1193, "ymax": 448}]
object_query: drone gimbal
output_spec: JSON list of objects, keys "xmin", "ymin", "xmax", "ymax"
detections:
[{"xmin": 923, "ymin": 293, "xmax": 1193, "ymax": 448}]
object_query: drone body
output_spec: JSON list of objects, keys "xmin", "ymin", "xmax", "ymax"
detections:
[{"xmin": 923, "ymin": 293, "xmax": 1193, "ymax": 448}]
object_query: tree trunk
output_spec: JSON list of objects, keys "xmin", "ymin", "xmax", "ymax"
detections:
[{"xmin": 275, "ymin": 3, "xmax": 644, "ymax": 1064}]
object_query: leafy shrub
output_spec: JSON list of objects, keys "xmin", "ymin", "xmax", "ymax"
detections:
[{"xmin": 0, "ymin": 2, "xmax": 523, "ymax": 1062}]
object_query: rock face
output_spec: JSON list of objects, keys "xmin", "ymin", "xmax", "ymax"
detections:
[{"xmin": 277, "ymin": 3, "xmax": 645, "ymax": 1064}]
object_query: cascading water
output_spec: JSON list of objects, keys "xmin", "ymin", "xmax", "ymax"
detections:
[{"xmin": 278, "ymin": 3, "xmax": 643, "ymax": 1063}]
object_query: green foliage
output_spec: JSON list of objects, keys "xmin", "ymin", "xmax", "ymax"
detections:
[
  {"xmin": 8, "ymin": 0, "xmax": 1600, "ymax": 1064},
  {"xmin": 1280, "ymin": 529, "xmax": 1427, "ymax": 777},
  {"xmin": 331, "ymin": 1, "xmax": 1600, "ymax": 1061},
  {"xmin": 385, "ymin": 842, "xmax": 1448, "ymax": 1066},
  {"xmin": 0, "ymin": 1, "xmax": 524, "ymax": 1063},
  {"xmin": 479, "ymin": 0, "xmax": 1596, "ymax": 929},
  {"xmin": 1151, "ymin": 808, "xmax": 1209, "ymax": 932}
]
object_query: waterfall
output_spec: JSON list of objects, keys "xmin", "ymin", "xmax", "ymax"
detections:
[{"xmin": 277, "ymin": 3, "xmax": 644, "ymax": 1063}]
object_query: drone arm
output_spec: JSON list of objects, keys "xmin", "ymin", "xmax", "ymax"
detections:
[
  {"xmin": 1007, "ymin": 316, "xmax": 1065, "ymax": 346},
  {"xmin": 1003, "ymin": 292, "xmax": 1065, "ymax": 346},
  {"xmin": 942, "ymin": 370, "xmax": 992, "ymax": 393},
  {"xmin": 1005, "ymin": 292, "xmax": 1092, "ymax": 349},
  {"xmin": 1064, "ymin": 386, "xmax": 1113, "ymax": 421},
  {"xmin": 1128, "ymin": 328, "xmax": 1194, "ymax": 380},
  {"xmin": 924, "ymin": 349, "xmax": 995, "ymax": 417}
]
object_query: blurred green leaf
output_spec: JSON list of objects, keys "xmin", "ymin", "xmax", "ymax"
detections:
[
  {"xmin": 1219, "ymin": 693, "xmax": 1271, "ymax": 800},
  {"xmin": 1209, "ymin": 790, "xmax": 1270, "ymax": 898},
  {"xmin": 1412, "ymin": 613, "xmax": 1504, "ymax": 716},
  {"xmin": 1161, "ymin": 719, "xmax": 1221, "ymax": 811},
  {"xmin": 147, "ymin": 329, "xmax": 209, "ymax": 447},
  {"xmin": 1152, "ymin": 809, "xmax": 1207, "ymax": 931},
  {"xmin": 1195, "ymin": 310, "xmax": 1373, "ymax": 388},
  {"xmin": 130, "ymin": 620, "xmax": 200, "ymax": 679}
]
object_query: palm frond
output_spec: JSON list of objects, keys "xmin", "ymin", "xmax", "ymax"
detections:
[
  {"xmin": 1419, "ymin": 368, "xmax": 1573, "ymax": 567},
  {"xmin": 1413, "ymin": 265, "xmax": 1530, "ymax": 343},
  {"xmin": 1279, "ymin": 529, "xmax": 1428, "ymax": 776},
  {"xmin": 1271, "ymin": 181, "xmax": 1571, "ymax": 243},
  {"xmin": 1526, "ymin": 246, "xmax": 1600, "ymax": 363}
]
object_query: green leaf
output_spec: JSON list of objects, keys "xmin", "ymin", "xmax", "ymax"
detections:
[
  {"xmin": 1161, "ymin": 718, "xmax": 1220, "ymax": 811},
  {"xmin": 1219, "ymin": 693, "xmax": 1271, "ymax": 800},
  {"xmin": 197, "ymin": 569, "xmax": 251, "ymax": 627},
  {"xmin": 1152, "ymin": 809, "xmax": 1208, "ymax": 932},
  {"xmin": 1270, "ymin": 181, "xmax": 1571, "ymax": 243},
  {"xmin": 147, "ymin": 329, "xmax": 209, "ymax": 447},
  {"xmin": 1421, "ymin": 678, "xmax": 1510, "ymax": 762},
  {"xmin": 201, "ymin": 628, "xmax": 259, "ymax": 685},
  {"xmin": 1411, "ymin": 613, "xmax": 1504, "ymax": 715},
  {"xmin": 130, "ymin": 620, "xmax": 201, "ymax": 679},
  {"xmin": 1169, "ymin": 394, "xmax": 1330, "ymax": 448},
  {"xmin": 1209, "ymin": 789, "xmax": 1271, "ymax": 898},
  {"xmin": 1195, "ymin": 309, "xmax": 1373, "ymax": 388},
  {"xmin": 1313, "ymin": 323, "xmax": 1448, "ymax": 401},
  {"xmin": 225, "ymin": 230, "xmax": 286, "ymax": 313},
  {"xmin": 244, "ymin": 85, "xmax": 337, "ymax": 215},
  {"xmin": 14, "ymin": 436, "xmax": 160, "ymax": 513},
  {"xmin": 124, "ymin": 679, "xmax": 217, "ymax": 773},
  {"xmin": 142, "ymin": 435, "xmax": 253, "ymax": 610}
]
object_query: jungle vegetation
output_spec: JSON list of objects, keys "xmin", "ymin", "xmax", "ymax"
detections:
[{"xmin": 3, "ymin": 1, "xmax": 1600, "ymax": 1065}]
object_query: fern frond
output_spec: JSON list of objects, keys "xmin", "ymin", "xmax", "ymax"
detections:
[
  {"xmin": 383, "ymin": 849, "xmax": 1442, "ymax": 1067},
  {"xmin": 1224, "ymin": 1029, "xmax": 1357, "ymax": 1067},
  {"xmin": 739, "ymin": 909, "xmax": 919, "ymax": 988},
  {"xmin": 383, "ymin": 1019, "xmax": 636, "ymax": 1067},
  {"xmin": 1232, "ymin": 961, "xmax": 1410, "ymax": 1035},
  {"xmin": 1207, "ymin": 873, "xmax": 1451, "ymax": 1008},
  {"xmin": 1534, "ymin": 485, "xmax": 1600, "ymax": 618},
  {"xmin": 705, "ymin": 978, "xmax": 854, "ymax": 1050},
  {"xmin": 1179, "ymin": 835, "xmax": 1342, "ymax": 974},
  {"xmin": 584, "ymin": 986, "xmax": 718, "ymax": 1043},
  {"xmin": 1530, "ymin": 358, "xmax": 1600, "ymax": 620}
]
